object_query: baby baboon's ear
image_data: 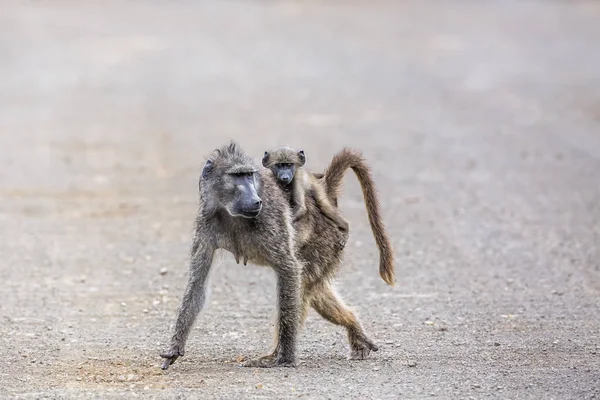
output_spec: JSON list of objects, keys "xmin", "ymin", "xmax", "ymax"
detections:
[
  {"xmin": 261, "ymin": 151, "xmax": 270, "ymax": 167},
  {"xmin": 201, "ymin": 159, "xmax": 214, "ymax": 179},
  {"xmin": 297, "ymin": 150, "xmax": 306, "ymax": 166}
]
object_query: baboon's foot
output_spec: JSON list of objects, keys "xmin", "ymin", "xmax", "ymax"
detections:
[
  {"xmin": 349, "ymin": 334, "xmax": 378, "ymax": 360},
  {"xmin": 160, "ymin": 344, "xmax": 185, "ymax": 370},
  {"xmin": 242, "ymin": 352, "xmax": 296, "ymax": 368}
]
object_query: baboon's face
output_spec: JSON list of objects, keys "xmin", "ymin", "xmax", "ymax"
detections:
[
  {"xmin": 202, "ymin": 159, "xmax": 263, "ymax": 218},
  {"xmin": 223, "ymin": 171, "xmax": 262, "ymax": 218},
  {"xmin": 271, "ymin": 163, "xmax": 296, "ymax": 185},
  {"xmin": 262, "ymin": 148, "xmax": 305, "ymax": 185}
]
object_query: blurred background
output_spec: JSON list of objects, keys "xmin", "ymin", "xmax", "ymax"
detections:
[{"xmin": 1, "ymin": 1, "xmax": 599, "ymax": 399}]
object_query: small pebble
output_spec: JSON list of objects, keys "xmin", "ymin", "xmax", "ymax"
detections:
[
  {"xmin": 408, "ymin": 360, "xmax": 417, "ymax": 367},
  {"xmin": 159, "ymin": 267, "xmax": 168, "ymax": 275},
  {"xmin": 255, "ymin": 383, "xmax": 263, "ymax": 389}
]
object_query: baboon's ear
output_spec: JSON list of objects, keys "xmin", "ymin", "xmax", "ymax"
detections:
[
  {"xmin": 297, "ymin": 150, "xmax": 306, "ymax": 166},
  {"xmin": 201, "ymin": 159, "xmax": 213, "ymax": 179},
  {"xmin": 261, "ymin": 151, "xmax": 270, "ymax": 167}
]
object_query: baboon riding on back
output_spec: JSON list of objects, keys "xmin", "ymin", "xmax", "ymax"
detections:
[{"xmin": 161, "ymin": 141, "xmax": 394, "ymax": 369}]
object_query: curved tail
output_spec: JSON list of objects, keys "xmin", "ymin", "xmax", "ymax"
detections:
[{"xmin": 323, "ymin": 148, "xmax": 395, "ymax": 286}]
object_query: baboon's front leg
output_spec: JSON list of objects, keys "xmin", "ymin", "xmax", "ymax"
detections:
[
  {"xmin": 244, "ymin": 260, "xmax": 301, "ymax": 368},
  {"xmin": 311, "ymin": 283, "xmax": 378, "ymax": 360},
  {"xmin": 160, "ymin": 241, "xmax": 215, "ymax": 370},
  {"xmin": 245, "ymin": 287, "xmax": 311, "ymax": 367}
]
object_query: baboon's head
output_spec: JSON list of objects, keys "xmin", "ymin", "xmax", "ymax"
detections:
[
  {"xmin": 261, "ymin": 147, "xmax": 306, "ymax": 185},
  {"xmin": 201, "ymin": 142, "xmax": 263, "ymax": 218}
]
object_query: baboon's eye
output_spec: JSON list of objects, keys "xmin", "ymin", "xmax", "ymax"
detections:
[{"xmin": 231, "ymin": 171, "xmax": 254, "ymax": 178}]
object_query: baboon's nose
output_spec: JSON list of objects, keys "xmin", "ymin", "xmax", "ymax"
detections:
[{"xmin": 254, "ymin": 199, "xmax": 262, "ymax": 208}]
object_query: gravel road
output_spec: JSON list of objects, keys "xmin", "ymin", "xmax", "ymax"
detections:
[{"xmin": 1, "ymin": 1, "xmax": 599, "ymax": 399}]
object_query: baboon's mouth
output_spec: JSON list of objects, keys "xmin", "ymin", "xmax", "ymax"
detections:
[{"xmin": 238, "ymin": 208, "xmax": 262, "ymax": 218}]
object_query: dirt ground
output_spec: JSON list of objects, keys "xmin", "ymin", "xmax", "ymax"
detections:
[{"xmin": 1, "ymin": 1, "xmax": 599, "ymax": 399}]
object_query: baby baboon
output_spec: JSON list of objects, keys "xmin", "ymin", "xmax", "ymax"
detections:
[
  {"xmin": 161, "ymin": 142, "xmax": 303, "ymax": 369},
  {"xmin": 262, "ymin": 146, "xmax": 349, "ymax": 232}
]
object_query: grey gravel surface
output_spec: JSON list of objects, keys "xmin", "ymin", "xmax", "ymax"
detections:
[{"xmin": 1, "ymin": 1, "xmax": 599, "ymax": 399}]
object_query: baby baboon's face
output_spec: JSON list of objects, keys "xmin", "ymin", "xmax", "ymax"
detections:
[
  {"xmin": 262, "ymin": 147, "xmax": 306, "ymax": 185},
  {"xmin": 271, "ymin": 162, "xmax": 296, "ymax": 185}
]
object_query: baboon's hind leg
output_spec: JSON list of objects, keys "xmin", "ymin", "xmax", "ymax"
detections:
[{"xmin": 310, "ymin": 283, "xmax": 378, "ymax": 360}]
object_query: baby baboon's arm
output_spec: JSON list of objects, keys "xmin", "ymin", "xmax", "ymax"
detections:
[
  {"xmin": 291, "ymin": 174, "xmax": 308, "ymax": 222},
  {"xmin": 161, "ymin": 234, "xmax": 215, "ymax": 370}
]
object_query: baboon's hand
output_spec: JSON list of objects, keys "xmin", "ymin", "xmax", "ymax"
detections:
[{"xmin": 160, "ymin": 345, "xmax": 185, "ymax": 370}]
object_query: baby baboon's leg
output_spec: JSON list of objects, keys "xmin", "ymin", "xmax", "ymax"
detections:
[
  {"xmin": 311, "ymin": 283, "xmax": 378, "ymax": 360},
  {"xmin": 313, "ymin": 184, "xmax": 349, "ymax": 232}
]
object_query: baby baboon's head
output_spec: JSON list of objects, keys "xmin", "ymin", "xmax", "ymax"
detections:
[{"xmin": 262, "ymin": 147, "xmax": 306, "ymax": 185}]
